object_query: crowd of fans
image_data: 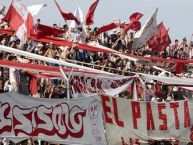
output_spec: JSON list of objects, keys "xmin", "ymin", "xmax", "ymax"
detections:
[
  {"xmin": 0, "ymin": 5, "xmax": 193, "ymax": 103},
  {"xmin": 1, "ymin": 3, "xmax": 193, "ymax": 145}
]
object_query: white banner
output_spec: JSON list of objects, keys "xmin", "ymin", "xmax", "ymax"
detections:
[
  {"xmin": 69, "ymin": 73, "xmax": 134, "ymax": 97},
  {"xmin": 0, "ymin": 92, "xmax": 107, "ymax": 145},
  {"xmin": 101, "ymin": 95, "xmax": 193, "ymax": 145},
  {"xmin": 140, "ymin": 74, "xmax": 193, "ymax": 86}
]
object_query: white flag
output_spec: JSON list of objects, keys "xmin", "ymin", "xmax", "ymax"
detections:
[
  {"xmin": 27, "ymin": 4, "xmax": 47, "ymax": 17},
  {"xmin": 132, "ymin": 8, "xmax": 158, "ymax": 49},
  {"xmin": 70, "ymin": 5, "xmax": 84, "ymax": 28}
]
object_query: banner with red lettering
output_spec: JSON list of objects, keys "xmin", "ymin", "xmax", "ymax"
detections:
[
  {"xmin": 101, "ymin": 95, "xmax": 193, "ymax": 145},
  {"xmin": 69, "ymin": 73, "xmax": 135, "ymax": 97},
  {"xmin": 0, "ymin": 92, "xmax": 107, "ymax": 145}
]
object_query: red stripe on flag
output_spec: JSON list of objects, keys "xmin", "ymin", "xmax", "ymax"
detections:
[
  {"xmin": 4, "ymin": 4, "xmax": 24, "ymax": 31},
  {"xmin": 25, "ymin": 13, "xmax": 34, "ymax": 38}
]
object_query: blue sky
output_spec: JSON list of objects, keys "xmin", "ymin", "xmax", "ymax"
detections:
[{"xmin": 2, "ymin": 0, "xmax": 193, "ymax": 41}]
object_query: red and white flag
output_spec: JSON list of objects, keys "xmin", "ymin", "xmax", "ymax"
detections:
[
  {"xmin": 147, "ymin": 22, "xmax": 171, "ymax": 52},
  {"xmin": 70, "ymin": 5, "xmax": 84, "ymax": 28},
  {"xmin": 132, "ymin": 8, "xmax": 158, "ymax": 49},
  {"xmin": 4, "ymin": 0, "xmax": 34, "ymax": 42},
  {"xmin": 85, "ymin": 0, "xmax": 100, "ymax": 26}
]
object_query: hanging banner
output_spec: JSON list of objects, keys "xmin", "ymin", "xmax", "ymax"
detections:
[
  {"xmin": 101, "ymin": 95, "xmax": 193, "ymax": 145},
  {"xmin": 140, "ymin": 74, "xmax": 193, "ymax": 86},
  {"xmin": 69, "ymin": 73, "xmax": 134, "ymax": 97},
  {"xmin": 142, "ymin": 60, "xmax": 177, "ymax": 72},
  {"xmin": 0, "ymin": 92, "xmax": 107, "ymax": 145}
]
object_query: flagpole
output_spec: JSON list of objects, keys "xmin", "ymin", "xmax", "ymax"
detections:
[
  {"xmin": 136, "ymin": 74, "xmax": 146, "ymax": 101},
  {"xmin": 189, "ymin": 33, "xmax": 193, "ymax": 42},
  {"xmin": 60, "ymin": 67, "xmax": 70, "ymax": 100}
]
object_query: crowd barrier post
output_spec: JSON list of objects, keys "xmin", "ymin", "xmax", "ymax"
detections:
[{"xmin": 60, "ymin": 68, "xmax": 70, "ymax": 100}]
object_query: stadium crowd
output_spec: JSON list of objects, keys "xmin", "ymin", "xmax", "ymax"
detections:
[
  {"xmin": 0, "ymin": 5, "xmax": 193, "ymax": 103},
  {"xmin": 1, "ymin": 2, "xmax": 193, "ymax": 145}
]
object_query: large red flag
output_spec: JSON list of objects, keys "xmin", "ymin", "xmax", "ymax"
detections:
[
  {"xmin": 96, "ymin": 23, "xmax": 119, "ymax": 35},
  {"xmin": 4, "ymin": 0, "xmax": 34, "ymax": 42},
  {"xmin": 36, "ymin": 24, "xmax": 65, "ymax": 38},
  {"xmin": 85, "ymin": 0, "xmax": 99, "ymax": 26},
  {"xmin": 147, "ymin": 22, "xmax": 171, "ymax": 52},
  {"xmin": 54, "ymin": 0, "xmax": 80, "ymax": 25}
]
